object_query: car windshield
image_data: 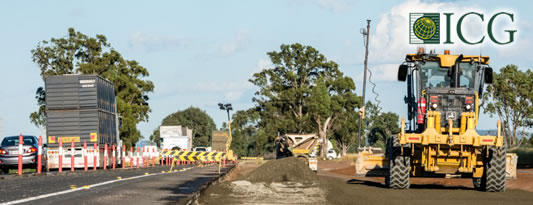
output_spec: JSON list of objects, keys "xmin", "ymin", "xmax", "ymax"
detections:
[
  {"xmin": 1, "ymin": 136, "xmax": 36, "ymax": 146},
  {"xmin": 420, "ymin": 62, "xmax": 476, "ymax": 89}
]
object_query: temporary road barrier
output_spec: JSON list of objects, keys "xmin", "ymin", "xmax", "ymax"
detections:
[
  {"xmin": 122, "ymin": 145, "xmax": 126, "ymax": 169},
  {"xmin": 112, "ymin": 144, "xmax": 116, "ymax": 170},
  {"xmin": 136, "ymin": 147, "xmax": 140, "ymax": 169},
  {"xmin": 37, "ymin": 136, "xmax": 43, "ymax": 174},
  {"xmin": 93, "ymin": 142, "xmax": 97, "ymax": 170},
  {"xmin": 104, "ymin": 144, "xmax": 108, "ymax": 170},
  {"xmin": 83, "ymin": 141, "xmax": 88, "ymax": 171},
  {"xmin": 18, "ymin": 134, "xmax": 23, "ymax": 176},
  {"xmin": 58, "ymin": 139, "xmax": 63, "ymax": 173}
]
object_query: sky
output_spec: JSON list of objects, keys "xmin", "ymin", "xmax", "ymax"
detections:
[{"xmin": 0, "ymin": 0, "xmax": 532, "ymax": 141}]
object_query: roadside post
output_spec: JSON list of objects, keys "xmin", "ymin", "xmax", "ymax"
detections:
[
  {"xmin": 37, "ymin": 136, "xmax": 42, "ymax": 174},
  {"xmin": 103, "ymin": 144, "xmax": 108, "ymax": 170},
  {"xmin": 112, "ymin": 144, "xmax": 116, "ymax": 170},
  {"xmin": 130, "ymin": 147, "xmax": 133, "ymax": 169},
  {"xmin": 122, "ymin": 145, "xmax": 126, "ymax": 169},
  {"xmin": 18, "ymin": 134, "xmax": 23, "ymax": 175},
  {"xmin": 71, "ymin": 141, "xmax": 75, "ymax": 172},
  {"xmin": 152, "ymin": 147, "xmax": 155, "ymax": 167},
  {"xmin": 58, "ymin": 139, "xmax": 63, "ymax": 173},
  {"xmin": 136, "ymin": 147, "xmax": 140, "ymax": 169},
  {"xmin": 142, "ymin": 147, "xmax": 145, "ymax": 168},
  {"xmin": 161, "ymin": 153, "xmax": 164, "ymax": 166},
  {"xmin": 83, "ymin": 141, "xmax": 88, "ymax": 171},
  {"xmin": 93, "ymin": 142, "xmax": 97, "ymax": 170}
]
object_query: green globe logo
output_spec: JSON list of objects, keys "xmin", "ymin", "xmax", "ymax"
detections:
[{"xmin": 413, "ymin": 17, "xmax": 436, "ymax": 40}]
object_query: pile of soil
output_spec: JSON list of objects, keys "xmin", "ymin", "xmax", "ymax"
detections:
[{"xmin": 243, "ymin": 157, "xmax": 319, "ymax": 183}]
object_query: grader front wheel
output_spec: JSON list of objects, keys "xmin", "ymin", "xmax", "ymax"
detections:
[
  {"xmin": 484, "ymin": 145, "xmax": 507, "ymax": 192},
  {"xmin": 386, "ymin": 135, "xmax": 410, "ymax": 189}
]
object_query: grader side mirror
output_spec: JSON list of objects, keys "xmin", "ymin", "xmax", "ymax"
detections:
[
  {"xmin": 398, "ymin": 65, "xmax": 408, "ymax": 82},
  {"xmin": 484, "ymin": 67, "xmax": 493, "ymax": 84}
]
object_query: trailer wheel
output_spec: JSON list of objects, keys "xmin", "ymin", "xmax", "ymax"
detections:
[
  {"xmin": 386, "ymin": 135, "xmax": 410, "ymax": 189},
  {"xmin": 483, "ymin": 144, "xmax": 506, "ymax": 192}
]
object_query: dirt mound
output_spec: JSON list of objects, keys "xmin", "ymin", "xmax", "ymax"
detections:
[{"xmin": 243, "ymin": 157, "xmax": 319, "ymax": 183}]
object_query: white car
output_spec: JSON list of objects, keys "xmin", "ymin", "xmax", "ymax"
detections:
[
  {"xmin": 327, "ymin": 149, "xmax": 338, "ymax": 160},
  {"xmin": 193, "ymin": 147, "xmax": 207, "ymax": 152}
]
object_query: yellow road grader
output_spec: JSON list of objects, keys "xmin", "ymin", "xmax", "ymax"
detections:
[{"xmin": 356, "ymin": 49, "xmax": 514, "ymax": 192}]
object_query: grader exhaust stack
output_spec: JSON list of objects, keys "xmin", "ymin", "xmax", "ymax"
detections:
[{"xmin": 355, "ymin": 49, "xmax": 517, "ymax": 192}]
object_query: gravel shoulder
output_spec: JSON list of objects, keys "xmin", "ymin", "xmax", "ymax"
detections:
[{"xmin": 197, "ymin": 159, "xmax": 533, "ymax": 205}]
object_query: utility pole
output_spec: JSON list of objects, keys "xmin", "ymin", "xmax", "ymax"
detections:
[{"xmin": 358, "ymin": 19, "xmax": 371, "ymax": 150}]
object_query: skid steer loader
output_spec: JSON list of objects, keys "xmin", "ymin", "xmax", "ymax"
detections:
[{"xmin": 355, "ymin": 48, "xmax": 516, "ymax": 192}]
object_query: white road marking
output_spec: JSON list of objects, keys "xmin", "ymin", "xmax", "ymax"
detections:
[{"xmin": 0, "ymin": 172, "xmax": 165, "ymax": 205}]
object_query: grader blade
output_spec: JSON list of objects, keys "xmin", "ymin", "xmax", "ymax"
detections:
[{"xmin": 355, "ymin": 147, "xmax": 389, "ymax": 177}]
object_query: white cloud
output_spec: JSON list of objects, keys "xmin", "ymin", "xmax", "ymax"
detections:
[
  {"xmin": 218, "ymin": 30, "xmax": 250, "ymax": 56},
  {"xmin": 369, "ymin": 64, "xmax": 400, "ymax": 82},
  {"xmin": 129, "ymin": 32, "xmax": 188, "ymax": 52},
  {"xmin": 316, "ymin": 0, "xmax": 351, "ymax": 13},
  {"xmin": 256, "ymin": 59, "xmax": 272, "ymax": 73},
  {"xmin": 353, "ymin": 64, "xmax": 399, "ymax": 83}
]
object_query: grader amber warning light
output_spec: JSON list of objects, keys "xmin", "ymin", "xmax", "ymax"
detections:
[{"xmin": 355, "ymin": 49, "xmax": 516, "ymax": 192}]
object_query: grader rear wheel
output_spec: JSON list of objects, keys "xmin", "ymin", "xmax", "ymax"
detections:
[{"xmin": 385, "ymin": 135, "xmax": 410, "ymax": 189}]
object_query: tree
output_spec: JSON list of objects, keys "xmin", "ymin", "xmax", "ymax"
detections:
[
  {"xmin": 230, "ymin": 109, "xmax": 260, "ymax": 157},
  {"xmin": 367, "ymin": 112, "xmax": 400, "ymax": 148},
  {"xmin": 150, "ymin": 107, "xmax": 216, "ymax": 147},
  {"xmin": 484, "ymin": 65, "xmax": 533, "ymax": 147},
  {"xmin": 332, "ymin": 110, "xmax": 361, "ymax": 156},
  {"xmin": 30, "ymin": 28, "xmax": 154, "ymax": 147},
  {"xmin": 249, "ymin": 43, "xmax": 360, "ymax": 158}
]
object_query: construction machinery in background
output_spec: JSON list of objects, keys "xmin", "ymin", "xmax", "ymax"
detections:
[
  {"xmin": 211, "ymin": 130, "xmax": 234, "ymax": 161},
  {"xmin": 45, "ymin": 75, "xmax": 122, "ymax": 170},
  {"xmin": 356, "ymin": 49, "xmax": 516, "ymax": 192},
  {"xmin": 211, "ymin": 131, "xmax": 229, "ymax": 152},
  {"xmin": 275, "ymin": 134, "xmax": 319, "ymax": 172},
  {"xmin": 217, "ymin": 103, "xmax": 235, "ymax": 162}
]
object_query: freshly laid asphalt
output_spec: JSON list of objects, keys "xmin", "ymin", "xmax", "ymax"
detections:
[{"xmin": 0, "ymin": 164, "xmax": 233, "ymax": 205}]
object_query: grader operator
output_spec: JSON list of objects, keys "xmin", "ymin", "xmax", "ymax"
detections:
[{"xmin": 356, "ymin": 49, "xmax": 508, "ymax": 192}]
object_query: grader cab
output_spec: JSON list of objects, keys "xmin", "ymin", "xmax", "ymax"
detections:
[{"xmin": 355, "ymin": 49, "xmax": 516, "ymax": 192}]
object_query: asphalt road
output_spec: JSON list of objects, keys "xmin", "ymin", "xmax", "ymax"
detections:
[{"xmin": 0, "ymin": 164, "xmax": 233, "ymax": 205}]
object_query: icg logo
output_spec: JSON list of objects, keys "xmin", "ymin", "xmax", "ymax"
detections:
[
  {"xmin": 410, "ymin": 13, "xmax": 440, "ymax": 44},
  {"xmin": 409, "ymin": 12, "xmax": 517, "ymax": 45}
]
